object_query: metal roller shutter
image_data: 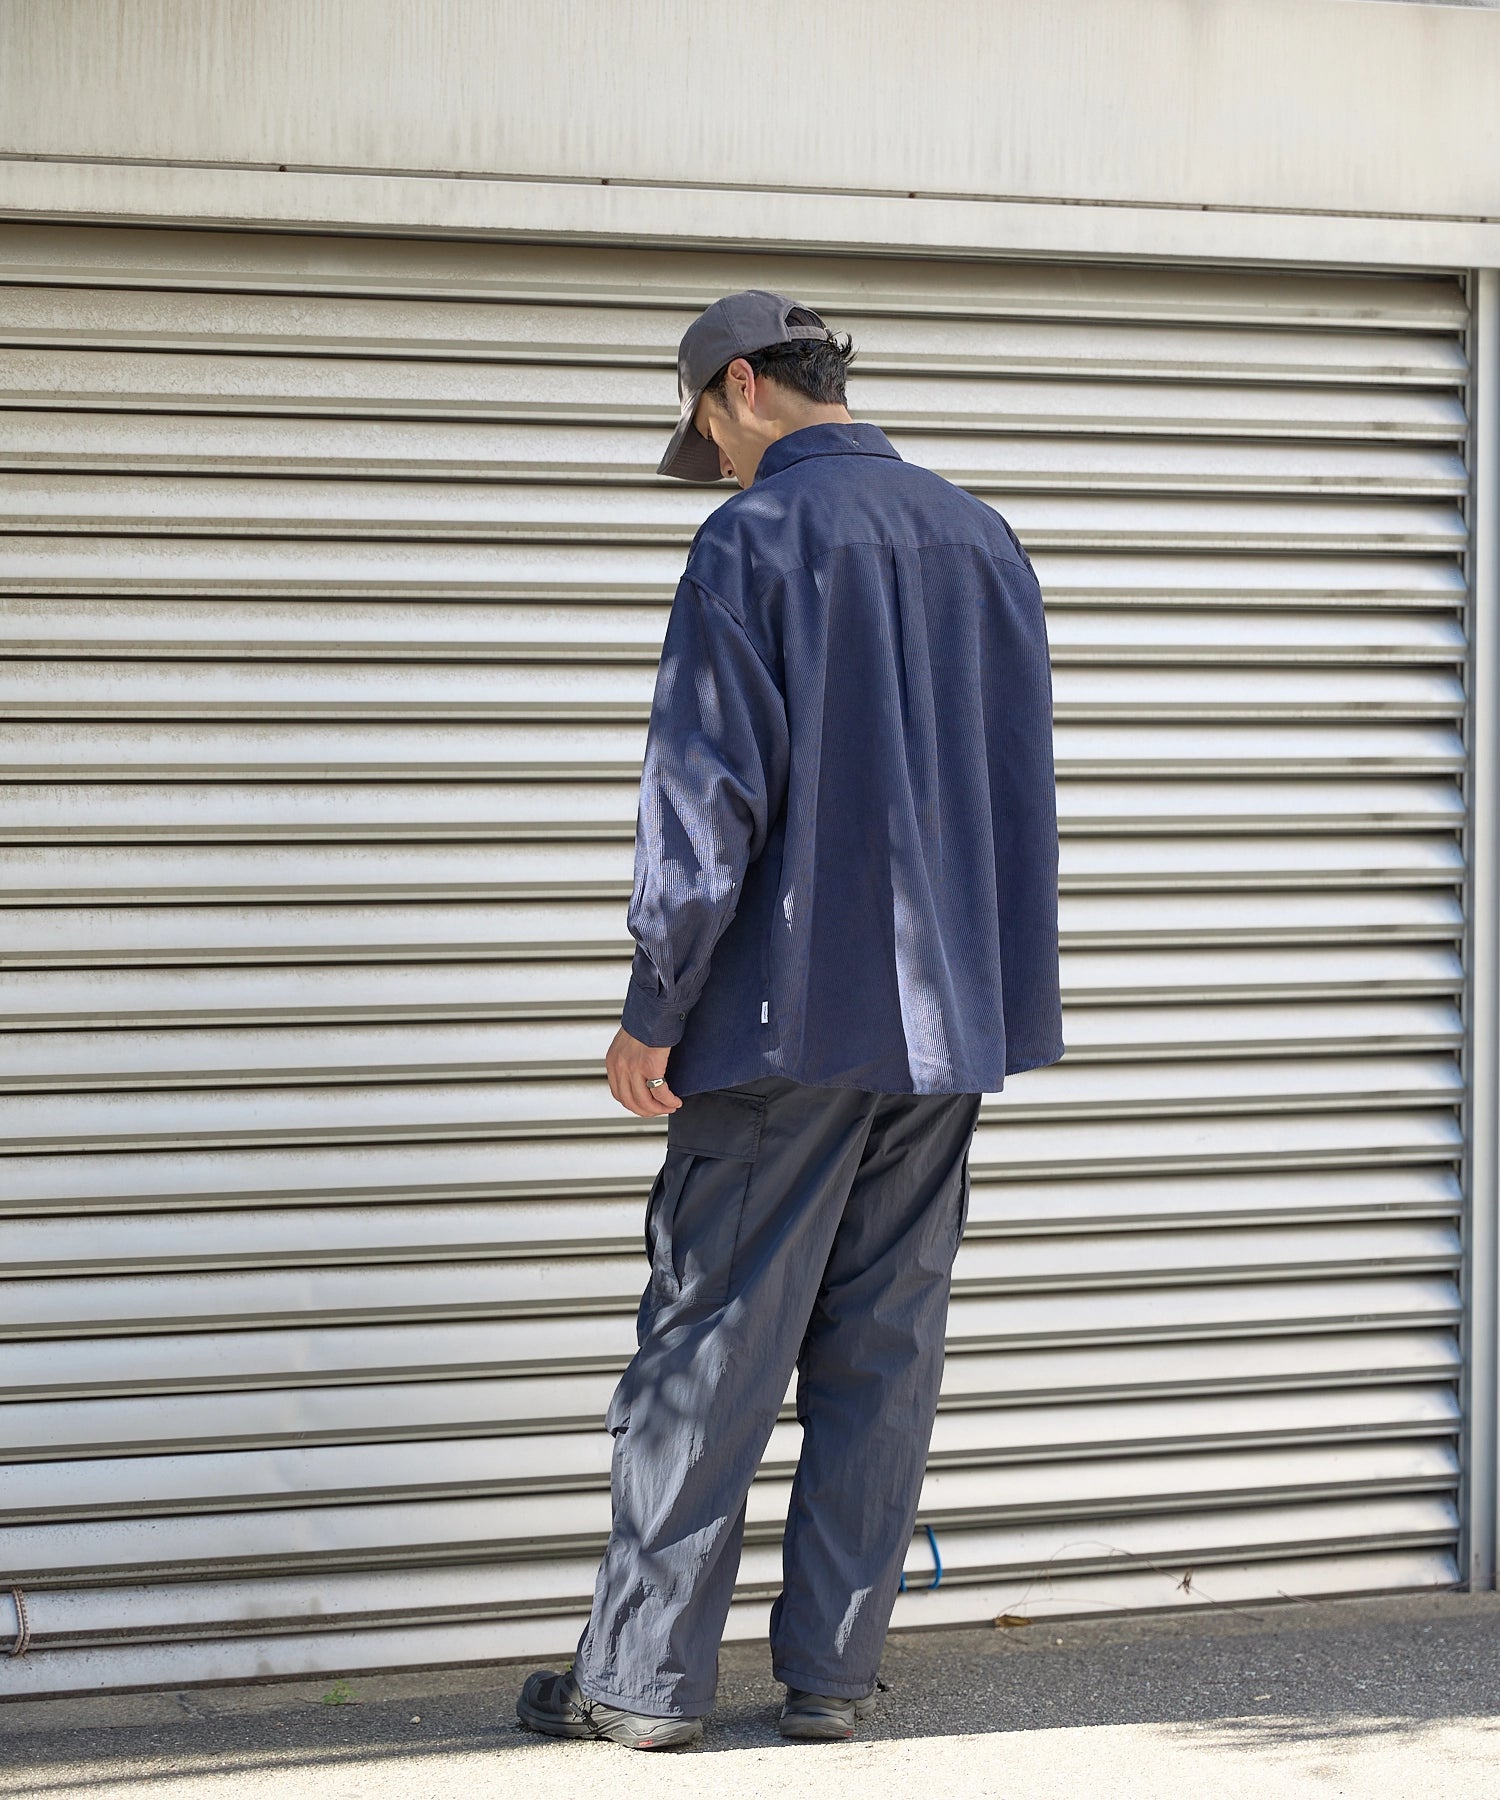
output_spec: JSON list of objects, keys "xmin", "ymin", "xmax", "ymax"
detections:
[{"xmin": 0, "ymin": 223, "xmax": 1470, "ymax": 1694}]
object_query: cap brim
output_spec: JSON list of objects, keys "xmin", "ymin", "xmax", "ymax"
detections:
[{"xmin": 657, "ymin": 390, "xmax": 728, "ymax": 483}]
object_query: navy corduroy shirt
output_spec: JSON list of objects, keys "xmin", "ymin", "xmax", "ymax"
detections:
[{"xmin": 620, "ymin": 420, "xmax": 1065, "ymax": 1097}]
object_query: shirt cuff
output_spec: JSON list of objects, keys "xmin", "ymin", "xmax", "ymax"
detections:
[{"xmin": 620, "ymin": 975, "xmax": 690, "ymax": 1048}]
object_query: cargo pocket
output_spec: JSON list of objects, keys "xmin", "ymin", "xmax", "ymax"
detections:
[
  {"xmin": 952, "ymin": 1147, "xmax": 973, "ymax": 1266},
  {"xmin": 651, "ymin": 1087, "xmax": 766, "ymax": 1309},
  {"xmin": 609, "ymin": 1157, "xmax": 678, "ymax": 1434},
  {"xmin": 604, "ymin": 1371, "xmax": 633, "ymax": 1436}
]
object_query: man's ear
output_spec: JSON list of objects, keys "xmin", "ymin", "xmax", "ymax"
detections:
[{"xmin": 723, "ymin": 356, "xmax": 757, "ymax": 417}]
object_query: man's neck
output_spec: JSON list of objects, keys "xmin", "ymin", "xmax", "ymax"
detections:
[{"xmin": 766, "ymin": 403, "xmax": 854, "ymax": 441}]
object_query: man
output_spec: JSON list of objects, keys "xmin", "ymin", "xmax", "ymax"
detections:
[{"xmin": 517, "ymin": 290, "xmax": 1064, "ymax": 1749}]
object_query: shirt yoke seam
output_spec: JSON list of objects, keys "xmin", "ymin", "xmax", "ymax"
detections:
[{"xmin": 688, "ymin": 536, "xmax": 1033, "ymax": 612}]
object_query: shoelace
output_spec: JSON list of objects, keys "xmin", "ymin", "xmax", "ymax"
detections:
[{"xmin": 571, "ymin": 1681, "xmax": 620, "ymax": 1732}]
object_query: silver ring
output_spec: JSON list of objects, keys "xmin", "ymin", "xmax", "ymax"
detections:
[{"xmin": 646, "ymin": 1076, "xmax": 666, "ymax": 1089}]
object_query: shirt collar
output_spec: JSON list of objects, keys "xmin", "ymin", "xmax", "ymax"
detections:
[{"xmin": 753, "ymin": 420, "xmax": 902, "ymax": 484}]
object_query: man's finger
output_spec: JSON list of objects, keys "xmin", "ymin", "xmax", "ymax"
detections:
[
  {"xmin": 630, "ymin": 1056, "xmax": 680, "ymax": 1112},
  {"xmin": 624, "ymin": 1071, "xmax": 675, "ymax": 1118},
  {"xmin": 633, "ymin": 1075, "xmax": 675, "ymax": 1117}
]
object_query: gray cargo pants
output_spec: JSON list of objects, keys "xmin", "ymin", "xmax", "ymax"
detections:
[{"xmin": 572, "ymin": 1072, "xmax": 982, "ymax": 1718}]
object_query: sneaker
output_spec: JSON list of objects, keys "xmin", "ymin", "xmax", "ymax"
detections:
[
  {"xmin": 516, "ymin": 1665, "xmax": 703, "ymax": 1750},
  {"xmin": 778, "ymin": 1684, "xmax": 881, "ymax": 1741}
]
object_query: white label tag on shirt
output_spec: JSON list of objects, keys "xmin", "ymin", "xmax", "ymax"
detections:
[{"xmin": 761, "ymin": 1000, "xmax": 769, "ymax": 1024}]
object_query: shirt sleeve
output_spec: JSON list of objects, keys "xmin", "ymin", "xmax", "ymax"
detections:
[{"xmin": 619, "ymin": 574, "xmax": 790, "ymax": 1048}]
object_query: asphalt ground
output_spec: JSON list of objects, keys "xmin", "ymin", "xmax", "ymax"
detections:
[{"xmin": 2, "ymin": 1590, "xmax": 1498, "ymax": 1799}]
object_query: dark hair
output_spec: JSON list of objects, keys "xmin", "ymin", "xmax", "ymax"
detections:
[{"xmin": 703, "ymin": 309, "xmax": 857, "ymax": 409}]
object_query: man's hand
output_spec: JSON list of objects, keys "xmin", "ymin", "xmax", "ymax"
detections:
[{"xmin": 606, "ymin": 1025, "xmax": 683, "ymax": 1118}]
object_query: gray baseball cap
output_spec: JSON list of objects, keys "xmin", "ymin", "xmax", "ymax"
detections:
[{"xmin": 658, "ymin": 289, "xmax": 832, "ymax": 482}]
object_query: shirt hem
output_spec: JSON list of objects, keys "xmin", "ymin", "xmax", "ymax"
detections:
[{"xmin": 666, "ymin": 1038, "xmax": 1065, "ymax": 1098}]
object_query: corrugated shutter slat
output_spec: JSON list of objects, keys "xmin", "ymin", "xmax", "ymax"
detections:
[{"xmin": 0, "ymin": 223, "xmax": 1468, "ymax": 1693}]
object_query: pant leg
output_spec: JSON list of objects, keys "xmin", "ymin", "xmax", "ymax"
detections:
[
  {"xmin": 572, "ymin": 1074, "xmax": 881, "ymax": 1718},
  {"xmin": 768, "ymin": 1087, "xmax": 981, "ymax": 1698}
]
